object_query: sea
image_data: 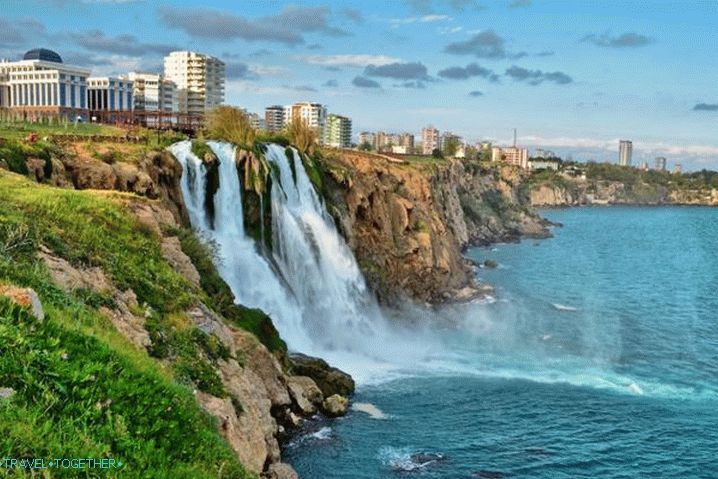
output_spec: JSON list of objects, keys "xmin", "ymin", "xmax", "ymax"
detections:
[{"xmin": 284, "ymin": 206, "xmax": 718, "ymax": 479}]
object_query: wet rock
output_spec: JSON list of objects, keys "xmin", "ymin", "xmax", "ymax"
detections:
[
  {"xmin": 0, "ymin": 284, "xmax": 44, "ymax": 320},
  {"xmin": 322, "ymin": 394, "xmax": 349, "ymax": 417},
  {"xmin": 289, "ymin": 353, "xmax": 355, "ymax": 397},
  {"xmin": 262, "ymin": 462, "xmax": 299, "ymax": 479},
  {"xmin": 483, "ymin": 259, "xmax": 498, "ymax": 268},
  {"xmin": 286, "ymin": 376, "xmax": 323, "ymax": 414}
]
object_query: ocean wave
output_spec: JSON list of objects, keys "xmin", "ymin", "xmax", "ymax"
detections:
[
  {"xmin": 378, "ymin": 446, "xmax": 445, "ymax": 472},
  {"xmin": 353, "ymin": 402, "xmax": 389, "ymax": 419},
  {"xmin": 552, "ymin": 303, "xmax": 578, "ymax": 311}
]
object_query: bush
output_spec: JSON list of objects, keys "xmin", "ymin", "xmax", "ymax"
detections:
[{"xmin": 205, "ymin": 106, "xmax": 257, "ymax": 148}]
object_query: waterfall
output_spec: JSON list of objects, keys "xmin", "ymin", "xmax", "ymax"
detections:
[{"xmin": 170, "ymin": 141, "xmax": 411, "ymax": 375}]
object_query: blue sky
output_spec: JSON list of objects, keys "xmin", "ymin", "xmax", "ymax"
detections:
[{"xmin": 2, "ymin": 0, "xmax": 717, "ymax": 169}]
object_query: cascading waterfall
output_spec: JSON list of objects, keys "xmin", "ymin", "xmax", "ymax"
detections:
[
  {"xmin": 169, "ymin": 140, "xmax": 711, "ymax": 398},
  {"xmin": 170, "ymin": 140, "xmax": 420, "ymax": 377}
]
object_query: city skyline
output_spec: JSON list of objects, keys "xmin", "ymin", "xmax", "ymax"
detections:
[{"xmin": 2, "ymin": 0, "xmax": 717, "ymax": 169}]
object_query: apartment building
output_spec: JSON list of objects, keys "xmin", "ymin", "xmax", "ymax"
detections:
[
  {"xmin": 619, "ymin": 140, "xmax": 633, "ymax": 166},
  {"xmin": 283, "ymin": 102, "xmax": 327, "ymax": 143},
  {"xmin": 264, "ymin": 105, "xmax": 285, "ymax": 133},
  {"xmin": 163, "ymin": 51, "xmax": 225, "ymax": 116},
  {"xmin": 124, "ymin": 72, "xmax": 177, "ymax": 113},
  {"xmin": 421, "ymin": 127, "xmax": 440, "ymax": 155},
  {"xmin": 324, "ymin": 114, "xmax": 352, "ymax": 148},
  {"xmin": 491, "ymin": 146, "xmax": 529, "ymax": 169}
]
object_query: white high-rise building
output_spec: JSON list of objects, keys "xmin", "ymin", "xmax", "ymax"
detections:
[
  {"xmin": 619, "ymin": 140, "xmax": 633, "ymax": 166},
  {"xmin": 163, "ymin": 51, "xmax": 225, "ymax": 116},
  {"xmin": 283, "ymin": 102, "xmax": 327, "ymax": 139},
  {"xmin": 0, "ymin": 48, "xmax": 89, "ymax": 119},
  {"xmin": 124, "ymin": 72, "xmax": 177, "ymax": 113}
]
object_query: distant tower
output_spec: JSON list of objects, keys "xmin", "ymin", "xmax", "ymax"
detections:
[
  {"xmin": 513, "ymin": 128, "xmax": 517, "ymax": 147},
  {"xmin": 619, "ymin": 140, "xmax": 633, "ymax": 166},
  {"xmin": 654, "ymin": 156, "xmax": 667, "ymax": 171}
]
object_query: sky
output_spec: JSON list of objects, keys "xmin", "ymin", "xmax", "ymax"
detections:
[{"xmin": 2, "ymin": 0, "xmax": 717, "ymax": 169}]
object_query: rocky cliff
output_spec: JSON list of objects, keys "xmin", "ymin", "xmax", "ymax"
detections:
[
  {"xmin": 318, "ymin": 151, "xmax": 550, "ymax": 304},
  {"xmin": 530, "ymin": 178, "xmax": 718, "ymax": 207}
]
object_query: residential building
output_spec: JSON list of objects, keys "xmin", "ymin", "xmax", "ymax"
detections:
[
  {"xmin": 491, "ymin": 146, "xmax": 529, "ymax": 169},
  {"xmin": 673, "ymin": 163, "xmax": 683, "ymax": 174},
  {"xmin": 421, "ymin": 126, "xmax": 440, "ymax": 155},
  {"xmin": 654, "ymin": 156, "xmax": 667, "ymax": 171},
  {"xmin": 375, "ymin": 131, "xmax": 390, "ymax": 151},
  {"xmin": 529, "ymin": 158, "xmax": 560, "ymax": 171},
  {"xmin": 619, "ymin": 140, "xmax": 633, "ymax": 166},
  {"xmin": 0, "ymin": 48, "xmax": 89, "ymax": 120},
  {"xmin": 163, "ymin": 51, "xmax": 225, "ymax": 116},
  {"xmin": 246, "ymin": 111, "xmax": 266, "ymax": 131},
  {"xmin": 358, "ymin": 131, "xmax": 375, "ymax": 148},
  {"xmin": 324, "ymin": 113, "xmax": 352, "ymax": 148},
  {"xmin": 399, "ymin": 133, "xmax": 415, "ymax": 151},
  {"xmin": 124, "ymin": 72, "xmax": 177, "ymax": 113},
  {"xmin": 391, "ymin": 145, "xmax": 408, "ymax": 154},
  {"xmin": 87, "ymin": 77, "xmax": 133, "ymax": 113},
  {"xmin": 283, "ymin": 102, "xmax": 327, "ymax": 139},
  {"xmin": 264, "ymin": 105, "xmax": 285, "ymax": 133}
]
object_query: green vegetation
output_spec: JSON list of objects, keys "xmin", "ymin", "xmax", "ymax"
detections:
[
  {"xmin": 173, "ymin": 228, "xmax": 287, "ymax": 358},
  {"xmin": 205, "ymin": 106, "xmax": 257, "ymax": 149},
  {"xmin": 285, "ymin": 116, "xmax": 319, "ymax": 155},
  {"xmin": 0, "ymin": 138, "xmax": 58, "ymax": 177},
  {"xmin": 0, "ymin": 171, "xmax": 253, "ymax": 478},
  {"xmin": 0, "ymin": 119, "xmax": 124, "ymax": 141}
]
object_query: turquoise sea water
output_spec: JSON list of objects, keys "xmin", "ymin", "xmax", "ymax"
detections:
[{"xmin": 284, "ymin": 207, "xmax": 718, "ymax": 478}]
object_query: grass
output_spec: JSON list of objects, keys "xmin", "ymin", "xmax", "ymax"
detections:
[
  {"xmin": 0, "ymin": 170, "xmax": 257, "ymax": 478},
  {"xmin": 0, "ymin": 120, "xmax": 124, "ymax": 141}
]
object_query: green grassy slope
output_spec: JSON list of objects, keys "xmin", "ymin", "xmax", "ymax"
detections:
[{"xmin": 0, "ymin": 170, "xmax": 254, "ymax": 478}]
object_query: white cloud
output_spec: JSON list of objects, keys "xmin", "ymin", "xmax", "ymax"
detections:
[
  {"xmin": 390, "ymin": 14, "xmax": 451, "ymax": 26},
  {"xmin": 296, "ymin": 54, "xmax": 403, "ymax": 67}
]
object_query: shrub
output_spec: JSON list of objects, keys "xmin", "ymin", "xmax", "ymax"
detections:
[{"xmin": 205, "ymin": 106, "xmax": 257, "ymax": 148}]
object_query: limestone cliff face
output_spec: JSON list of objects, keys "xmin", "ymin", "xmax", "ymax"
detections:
[
  {"xmin": 319, "ymin": 152, "xmax": 549, "ymax": 304},
  {"xmin": 530, "ymin": 178, "xmax": 718, "ymax": 207}
]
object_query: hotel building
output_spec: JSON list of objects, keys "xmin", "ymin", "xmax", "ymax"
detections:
[
  {"xmin": 164, "ymin": 51, "xmax": 225, "ymax": 116},
  {"xmin": 0, "ymin": 48, "xmax": 89, "ymax": 120}
]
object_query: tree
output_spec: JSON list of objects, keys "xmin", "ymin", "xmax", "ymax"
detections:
[
  {"xmin": 205, "ymin": 106, "xmax": 257, "ymax": 147},
  {"xmin": 443, "ymin": 136, "xmax": 460, "ymax": 157},
  {"xmin": 431, "ymin": 148, "xmax": 444, "ymax": 159},
  {"xmin": 284, "ymin": 116, "xmax": 319, "ymax": 155},
  {"xmin": 358, "ymin": 141, "xmax": 373, "ymax": 151}
]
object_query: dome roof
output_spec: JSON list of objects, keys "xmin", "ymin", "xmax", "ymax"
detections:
[{"xmin": 23, "ymin": 48, "xmax": 63, "ymax": 63}]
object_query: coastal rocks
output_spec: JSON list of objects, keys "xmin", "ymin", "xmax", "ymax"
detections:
[
  {"xmin": 0, "ymin": 284, "xmax": 44, "ymax": 320},
  {"xmin": 322, "ymin": 394, "xmax": 349, "ymax": 417},
  {"xmin": 286, "ymin": 376, "xmax": 324, "ymax": 414},
  {"xmin": 262, "ymin": 462, "xmax": 299, "ymax": 479},
  {"xmin": 289, "ymin": 353, "xmax": 355, "ymax": 397}
]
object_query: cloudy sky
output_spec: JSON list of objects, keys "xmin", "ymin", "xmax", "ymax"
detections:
[{"xmin": 3, "ymin": 0, "xmax": 717, "ymax": 169}]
